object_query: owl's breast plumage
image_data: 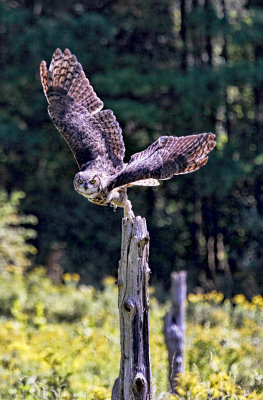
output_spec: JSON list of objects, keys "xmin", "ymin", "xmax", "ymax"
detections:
[
  {"xmin": 88, "ymin": 193, "xmax": 108, "ymax": 206},
  {"xmin": 80, "ymin": 188, "xmax": 109, "ymax": 206}
]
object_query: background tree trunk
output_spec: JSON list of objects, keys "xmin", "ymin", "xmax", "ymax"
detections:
[
  {"xmin": 112, "ymin": 217, "xmax": 152, "ymax": 400},
  {"xmin": 164, "ymin": 271, "xmax": 187, "ymax": 393}
]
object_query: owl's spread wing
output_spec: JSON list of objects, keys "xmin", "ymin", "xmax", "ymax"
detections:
[
  {"xmin": 109, "ymin": 133, "xmax": 216, "ymax": 189},
  {"xmin": 40, "ymin": 48, "xmax": 125, "ymax": 170},
  {"xmin": 95, "ymin": 109, "xmax": 125, "ymax": 170}
]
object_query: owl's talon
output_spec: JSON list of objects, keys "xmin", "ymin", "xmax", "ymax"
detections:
[
  {"xmin": 110, "ymin": 202, "xmax": 117, "ymax": 212},
  {"xmin": 124, "ymin": 199, "xmax": 135, "ymax": 220}
]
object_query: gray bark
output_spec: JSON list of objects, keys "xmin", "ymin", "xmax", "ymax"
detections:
[
  {"xmin": 163, "ymin": 271, "xmax": 187, "ymax": 393},
  {"xmin": 112, "ymin": 216, "xmax": 152, "ymax": 400}
]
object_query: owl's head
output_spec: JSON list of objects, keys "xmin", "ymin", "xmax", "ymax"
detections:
[{"xmin": 73, "ymin": 171, "xmax": 103, "ymax": 198}]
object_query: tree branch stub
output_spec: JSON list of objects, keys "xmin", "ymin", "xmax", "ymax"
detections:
[
  {"xmin": 164, "ymin": 270, "xmax": 187, "ymax": 393},
  {"xmin": 112, "ymin": 216, "xmax": 152, "ymax": 400}
]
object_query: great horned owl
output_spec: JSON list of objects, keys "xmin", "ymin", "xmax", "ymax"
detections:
[{"xmin": 40, "ymin": 49, "xmax": 216, "ymax": 219}]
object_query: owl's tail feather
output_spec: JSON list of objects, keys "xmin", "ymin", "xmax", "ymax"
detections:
[{"xmin": 40, "ymin": 49, "xmax": 103, "ymax": 114}]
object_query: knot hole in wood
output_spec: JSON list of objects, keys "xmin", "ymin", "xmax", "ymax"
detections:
[
  {"xmin": 138, "ymin": 235, "xmax": 150, "ymax": 250},
  {"xmin": 132, "ymin": 372, "xmax": 147, "ymax": 394},
  {"xmin": 123, "ymin": 298, "xmax": 135, "ymax": 315}
]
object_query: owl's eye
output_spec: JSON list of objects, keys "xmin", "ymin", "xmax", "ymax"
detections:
[
  {"xmin": 89, "ymin": 179, "xmax": 96, "ymax": 184},
  {"xmin": 78, "ymin": 179, "xmax": 83, "ymax": 184}
]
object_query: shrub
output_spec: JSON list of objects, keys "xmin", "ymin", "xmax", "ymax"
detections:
[
  {"xmin": 0, "ymin": 269, "xmax": 263, "ymax": 399},
  {"xmin": 0, "ymin": 191, "xmax": 37, "ymax": 269}
]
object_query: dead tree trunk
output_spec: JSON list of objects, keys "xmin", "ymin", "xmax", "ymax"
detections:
[
  {"xmin": 112, "ymin": 216, "xmax": 152, "ymax": 400},
  {"xmin": 163, "ymin": 271, "xmax": 187, "ymax": 393}
]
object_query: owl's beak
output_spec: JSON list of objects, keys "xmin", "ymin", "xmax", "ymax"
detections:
[{"xmin": 84, "ymin": 182, "xmax": 88, "ymax": 190}]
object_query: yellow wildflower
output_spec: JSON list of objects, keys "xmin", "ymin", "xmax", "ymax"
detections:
[
  {"xmin": 233, "ymin": 294, "xmax": 246, "ymax": 305},
  {"xmin": 188, "ymin": 293, "xmax": 204, "ymax": 303},
  {"xmin": 204, "ymin": 290, "xmax": 224, "ymax": 303},
  {"xmin": 252, "ymin": 295, "xmax": 263, "ymax": 308}
]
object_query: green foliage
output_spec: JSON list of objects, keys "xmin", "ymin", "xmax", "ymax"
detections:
[
  {"xmin": 0, "ymin": 267, "xmax": 96, "ymax": 324},
  {"xmin": 0, "ymin": 191, "xmax": 37, "ymax": 269},
  {"xmin": 0, "ymin": 270, "xmax": 263, "ymax": 399}
]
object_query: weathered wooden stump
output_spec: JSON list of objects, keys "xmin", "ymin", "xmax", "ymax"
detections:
[
  {"xmin": 112, "ymin": 216, "xmax": 152, "ymax": 400},
  {"xmin": 163, "ymin": 271, "xmax": 187, "ymax": 393}
]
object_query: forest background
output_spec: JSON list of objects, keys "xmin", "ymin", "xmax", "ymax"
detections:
[{"xmin": 1, "ymin": 0, "xmax": 263, "ymax": 299}]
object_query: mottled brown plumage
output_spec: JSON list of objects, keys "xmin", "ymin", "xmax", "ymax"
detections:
[{"xmin": 40, "ymin": 49, "xmax": 216, "ymax": 218}]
